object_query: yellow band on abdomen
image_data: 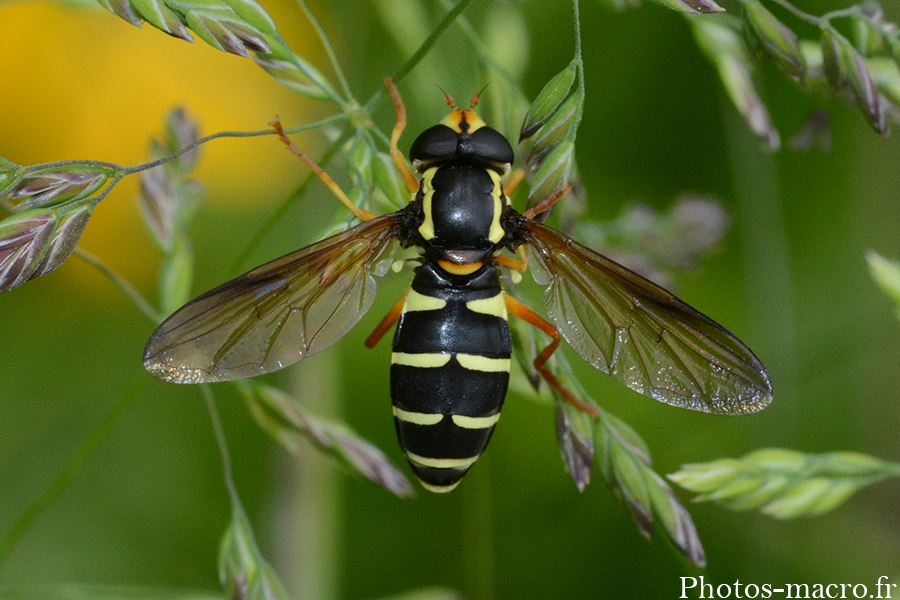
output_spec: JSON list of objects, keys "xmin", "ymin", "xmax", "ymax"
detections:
[
  {"xmin": 452, "ymin": 413, "xmax": 501, "ymax": 429},
  {"xmin": 456, "ymin": 354, "xmax": 511, "ymax": 372},
  {"xmin": 391, "ymin": 352, "xmax": 452, "ymax": 368},
  {"xmin": 405, "ymin": 451, "xmax": 479, "ymax": 470},
  {"xmin": 392, "ymin": 406, "xmax": 444, "ymax": 426}
]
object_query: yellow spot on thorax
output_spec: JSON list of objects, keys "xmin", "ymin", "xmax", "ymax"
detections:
[
  {"xmin": 417, "ymin": 166, "xmax": 439, "ymax": 241},
  {"xmin": 486, "ymin": 168, "xmax": 506, "ymax": 244}
]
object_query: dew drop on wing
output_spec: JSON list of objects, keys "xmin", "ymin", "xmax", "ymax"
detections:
[
  {"xmin": 651, "ymin": 386, "xmax": 706, "ymax": 412},
  {"xmin": 607, "ymin": 326, "xmax": 627, "ymax": 374},
  {"xmin": 147, "ymin": 358, "xmax": 207, "ymax": 385}
]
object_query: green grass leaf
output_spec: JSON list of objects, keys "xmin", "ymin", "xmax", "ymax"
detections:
[
  {"xmin": 219, "ymin": 508, "xmax": 291, "ymax": 600},
  {"xmin": 670, "ymin": 449, "xmax": 900, "ymax": 519},
  {"xmin": 597, "ymin": 410, "xmax": 705, "ymax": 566},
  {"xmin": 867, "ymin": 251, "xmax": 900, "ymax": 321},
  {"xmin": 650, "ymin": 0, "xmax": 723, "ymax": 14},
  {"xmin": 241, "ymin": 382, "xmax": 416, "ymax": 498},
  {"xmin": 95, "ymin": 0, "xmax": 340, "ymax": 101},
  {"xmin": 690, "ymin": 16, "xmax": 780, "ymax": 149}
]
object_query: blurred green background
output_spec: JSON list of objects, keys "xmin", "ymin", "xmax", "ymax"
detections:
[{"xmin": 2, "ymin": 0, "xmax": 900, "ymax": 598}]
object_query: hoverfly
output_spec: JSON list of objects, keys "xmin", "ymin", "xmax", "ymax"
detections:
[{"xmin": 144, "ymin": 79, "xmax": 773, "ymax": 493}]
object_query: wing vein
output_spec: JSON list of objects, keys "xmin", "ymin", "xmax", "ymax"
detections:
[
  {"xmin": 144, "ymin": 214, "xmax": 401, "ymax": 383},
  {"xmin": 521, "ymin": 220, "xmax": 772, "ymax": 415}
]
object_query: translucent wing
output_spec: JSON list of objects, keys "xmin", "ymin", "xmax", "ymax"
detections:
[
  {"xmin": 144, "ymin": 214, "xmax": 402, "ymax": 384},
  {"xmin": 521, "ymin": 221, "xmax": 772, "ymax": 415}
]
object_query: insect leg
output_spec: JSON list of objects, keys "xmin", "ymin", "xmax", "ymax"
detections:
[
  {"xmin": 270, "ymin": 117, "xmax": 378, "ymax": 222},
  {"xmin": 523, "ymin": 183, "xmax": 572, "ymax": 220},
  {"xmin": 493, "ymin": 251, "xmax": 528, "ymax": 285},
  {"xmin": 493, "ymin": 253, "xmax": 527, "ymax": 273},
  {"xmin": 384, "ymin": 78, "xmax": 421, "ymax": 194},
  {"xmin": 503, "ymin": 168, "xmax": 526, "ymax": 198},
  {"xmin": 504, "ymin": 293, "xmax": 599, "ymax": 417},
  {"xmin": 494, "ymin": 244, "xmax": 531, "ymax": 283},
  {"xmin": 365, "ymin": 290, "xmax": 409, "ymax": 349}
]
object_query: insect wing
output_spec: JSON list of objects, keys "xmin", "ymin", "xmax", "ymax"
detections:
[
  {"xmin": 521, "ymin": 221, "xmax": 772, "ymax": 415},
  {"xmin": 144, "ymin": 214, "xmax": 401, "ymax": 384}
]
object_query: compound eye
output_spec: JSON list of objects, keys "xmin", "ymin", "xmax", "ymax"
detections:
[
  {"xmin": 469, "ymin": 127, "xmax": 514, "ymax": 165},
  {"xmin": 409, "ymin": 125, "xmax": 457, "ymax": 164}
]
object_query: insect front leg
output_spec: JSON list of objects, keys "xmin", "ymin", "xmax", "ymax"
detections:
[
  {"xmin": 270, "ymin": 117, "xmax": 378, "ymax": 222},
  {"xmin": 504, "ymin": 292, "xmax": 599, "ymax": 417},
  {"xmin": 383, "ymin": 78, "xmax": 421, "ymax": 195},
  {"xmin": 523, "ymin": 183, "xmax": 572, "ymax": 220},
  {"xmin": 503, "ymin": 168, "xmax": 526, "ymax": 198}
]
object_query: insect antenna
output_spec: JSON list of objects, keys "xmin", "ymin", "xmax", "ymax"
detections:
[
  {"xmin": 469, "ymin": 83, "xmax": 490, "ymax": 110},
  {"xmin": 437, "ymin": 85, "xmax": 458, "ymax": 110}
]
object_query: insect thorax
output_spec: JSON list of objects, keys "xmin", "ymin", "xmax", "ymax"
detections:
[
  {"xmin": 405, "ymin": 117, "xmax": 515, "ymax": 271},
  {"xmin": 417, "ymin": 163, "xmax": 507, "ymax": 255}
]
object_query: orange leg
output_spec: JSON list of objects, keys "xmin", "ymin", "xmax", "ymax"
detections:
[
  {"xmin": 493, "ymin": 246, "xmax": 530, "ymax": 283},
  {"xmin": 504, "ymin": 293, "xmax": 599, "ymax": 417},
  {"xmin": 365, "ymin": 290, "xmax": 409, "ymax": 349},
  {"xmin": 493, "ymin": 253, "xmax": 527, "ymax": 273},
  {"xmin": 384, "ymin": 78, "xmax": 421, "ymax": 195},
  {"xmin": 503, "ymin": 168, "xmax": 526, "ymax": 198},
  {"xmin": 270, "ymin": 117, "xmax": 378, "ymax": 222},
  {"xmin": 523, "ymin": 183, "xmax": 572, "ymax": 220}
]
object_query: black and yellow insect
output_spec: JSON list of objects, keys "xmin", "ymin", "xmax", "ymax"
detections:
[{"xmin": 144, "ymin": 80, "xmax": 773, "ymax": 493}]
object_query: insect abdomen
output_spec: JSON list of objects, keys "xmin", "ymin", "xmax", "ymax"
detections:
[{"xmin": 390, "ymin": 264, "xmax": 510, "ymax": 493}]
